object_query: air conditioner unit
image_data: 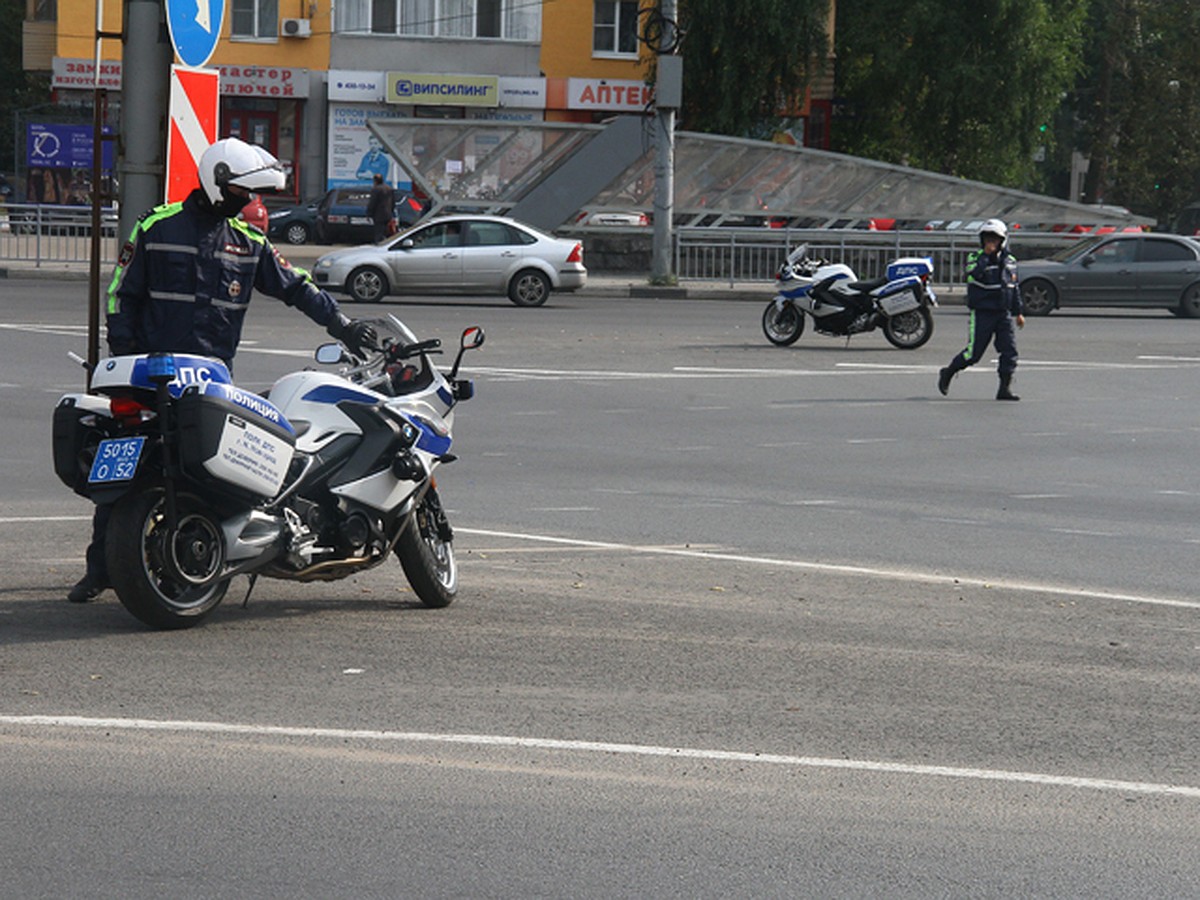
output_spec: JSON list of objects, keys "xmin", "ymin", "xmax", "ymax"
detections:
[{"xmin": 281, "ymin": 17, "xmax": 311, "ymax": 37}]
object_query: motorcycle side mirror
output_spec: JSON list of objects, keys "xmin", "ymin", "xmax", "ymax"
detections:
[
  {"xmin": 449, "ymin": 326, "xmax": 485, "ymax": 379},
  {"xmin": 461, "ymin": 326, "xmax": 485, "ymax": 351},
  {"xmin": 315, "ymin": 343, "xmax": 346, "ymax": 364}
]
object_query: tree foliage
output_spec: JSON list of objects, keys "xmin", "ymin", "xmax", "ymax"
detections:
[
  {"xmin": 676, "ymin": 0, "xmax": 830, "ymax": 137},
  {"xmin": 1076, "ymin": 0, "xmax": 1200, "ymax": 223},
  {"xmin": 833, "ymin": 0, "xmax": 1088, "ymax": 189},
  {"xmin": 0, "ymin": 0, "xmax": 51, "ymax": 174}
]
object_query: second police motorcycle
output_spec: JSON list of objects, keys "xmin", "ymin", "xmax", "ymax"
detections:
[
  {"xmin": 761, "ymin": 243, "xmax": 938, "ymax": 349},
  {"xmin": 53, "ymin": 315, "xmax": 484, "ymax": 629}
]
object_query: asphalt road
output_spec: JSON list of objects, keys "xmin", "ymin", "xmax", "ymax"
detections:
[{"xmin": 2, "ymin": 281, "xmax": 1199, "ymax": 897}]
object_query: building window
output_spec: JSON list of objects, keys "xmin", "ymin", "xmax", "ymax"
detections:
[
  {"xmin": 593, "ymin": 0, "xmax": 638, "ymax": 56},
  {"xmin": 476, "ymin": 0, "xmax": 501, "ymax": 37},
  {"xmin": 231, "ymin": 0, "xmax": 279, "ymax": 38},
  {"xmin": 373, "ymin": 0, "xmax": 396, "ymax": 33},
  {"xmin": 336, "ymin": 0, "xmax": 538, "ymax": 40},
  {"xmin": 30, "ymin": 0, "xmax": 57, "ymax": 22}
]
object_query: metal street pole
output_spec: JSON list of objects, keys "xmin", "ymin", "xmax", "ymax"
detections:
[
  {"xmin": 119, "ymin": 0, "xmax": 172, "ymax": 243},
  {"xmin": 87, "ymin": 0, "xmax": 125, "ymax": 384},
  {"xmin": 650, "ymin": 0, "xmax": 679, "ymax": 285}
]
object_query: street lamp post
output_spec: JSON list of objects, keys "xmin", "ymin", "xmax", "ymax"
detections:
[{"xmin": 651, "ymin": 0, "xmax": 680, "ymax": 285}]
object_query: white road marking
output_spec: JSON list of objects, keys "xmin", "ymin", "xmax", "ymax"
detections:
[
  {"xmin": 458, "ymin": 527, "xmax": 1200, "ymax": 610},
  {"xmin": 1, "ymin": 714, "xmax": 1196, "ymax": 799},
  {"xmin": 0, "ymin": 515, "xmax": 91, "ymax": 523},
  {"xmin": 237, "ymin": 347, "xmax": 313, "ymax": 359},
  {"xmin": 8, "ymin": 517, "xmax": 1197, "ymax": 609},
  {"xmin": 0, "ymin": 323, "xmax": 88, "ymax": 337}
]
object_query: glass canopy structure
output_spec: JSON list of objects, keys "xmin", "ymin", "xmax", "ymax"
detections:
[{"xmin": 369, "ymin": 117, "xmax": 1154, "ymax": 232}]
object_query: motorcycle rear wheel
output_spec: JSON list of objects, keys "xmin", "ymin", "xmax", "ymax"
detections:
[
  {"xmin": 106, "ymin": 484, "xmax": 229, "ymax": 629},
  {"xmin": 762, "ymin": 300, "xmax": 804, "ymax": 346},
  {"xmin": 882, "ymin": 306, "xmax": 934, "ymax": 350},
  {"xmin": 394, "ymin": 489, "xmax": 457, "ymax": 608}
]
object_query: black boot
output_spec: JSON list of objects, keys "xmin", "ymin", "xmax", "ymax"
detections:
[
  {"xmin": 937, "ymin": 363, "xmax": 959, "ymax": 396},
  {"xmin": 68, "ymin": 574, "xmax": 108, "ymax": 603},
  {"xmin": 996, "ymin": 374, "xmax": 1020, "ymax": 401}
]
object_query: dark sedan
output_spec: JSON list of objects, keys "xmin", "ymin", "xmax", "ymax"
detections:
[
  {"xmin": 313, "ymin": 187, "xmax": 428, "ymax": 244},
  {"xmin": 1019, "ymin": 233, "xmax": 1200, "ymax": 316},
  {"xmin": 267, "ymin": 198, "xmax": 320, "ymax": 245}
]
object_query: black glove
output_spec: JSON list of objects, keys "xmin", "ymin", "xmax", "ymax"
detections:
[{"xmin": 327, "ymin": 314, "xmax": 378, "ymax": 360}]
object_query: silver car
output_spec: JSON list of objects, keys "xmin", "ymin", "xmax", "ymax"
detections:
[
  {"xmin": 1018, "ymin": 233, "xmax": 1200, "ymax": 316},
  {"xmin": 311, "ymin": 214, "xmax": 587, "ymax": 307}
]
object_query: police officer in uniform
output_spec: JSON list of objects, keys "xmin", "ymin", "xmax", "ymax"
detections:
[
  {"xmin": 69, "ymin": 138, "xmax": 376, "ymax": 603},
  {"xmin": 938, "ymin": 218, "xmax": 1025, "ymax": 400}
]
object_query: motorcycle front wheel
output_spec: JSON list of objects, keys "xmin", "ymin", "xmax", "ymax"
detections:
[
  {"xmin": 882, "ymin": 306, "xmax": 934, "ymax": 349},
  {"xmin": 762, "ymin": 300, "xmax": 804, "ymax": 346},
  {"xmin": 394, "ymin": 489, "xmax": 457, "ymax": 608},
  {"xmin": 106, "ymin": 484, "xmax": 229, "ymax": 629}
]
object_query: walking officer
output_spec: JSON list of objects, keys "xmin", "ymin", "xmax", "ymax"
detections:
[{"xmin": 938, "ymin": 218, "xmax": 1025, "ymax": 400}]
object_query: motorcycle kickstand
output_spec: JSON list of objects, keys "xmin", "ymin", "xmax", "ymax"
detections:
[{"xmin": 241, "ymin": 573, "xmax": 259, "ymax": 609}]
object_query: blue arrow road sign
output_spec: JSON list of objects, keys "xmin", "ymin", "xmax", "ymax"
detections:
[{"xmin": 165, "ymin": 0, "xmax": 225, "ymax": 68}]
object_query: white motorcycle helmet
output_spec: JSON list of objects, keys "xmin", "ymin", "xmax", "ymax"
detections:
[
  {"xmin": 198, "ymin": 138, "xmax": 286, "ymax": 214},
  {"xmin": 979, "ymin": 218, "xmax": 1008, "ymax": 248}
]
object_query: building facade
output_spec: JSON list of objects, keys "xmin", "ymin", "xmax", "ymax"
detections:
[{"xmin": 23, "ymin": 0, "xmax": 830, "ymax": 204}]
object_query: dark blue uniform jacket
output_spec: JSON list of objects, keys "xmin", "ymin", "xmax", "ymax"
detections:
[
  {"xmin": 106, "ymin": 190, "xmax": 340, "ymax": 366},
  {"xmin": 965, "ymin": 248, "xmax": 1022, "ymax": 316}
]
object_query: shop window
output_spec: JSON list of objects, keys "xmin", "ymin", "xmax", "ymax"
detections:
[
  {"xmin": 231, "ymin": 0, "xmax": 279, "ymax": 38},
  {"xmin": 593, "ymin": 0, "xmax": 638, "ymax": 56}
]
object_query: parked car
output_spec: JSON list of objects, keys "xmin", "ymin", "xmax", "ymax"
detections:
[
  {"xmin": 1172, "ymin": 202, "xmax": 1200, "ymax": 236},
  {"xmin": 267, "ymin": 198, "xmax": 320, "ymax": 244},
  {"xmin": 574, "ymin": 209, "xmax": 649, "ymax": 227},
  {"xmin": 312, "ymin": 214, "xmax": 586, "ymax": 306},
  {"xmin": 314, "ymin": 187, "xmax": 428, "ymax": 244},
  {"xmin": 1018, "ymin": 233, "xmax": 1200, "ymax": 317}
]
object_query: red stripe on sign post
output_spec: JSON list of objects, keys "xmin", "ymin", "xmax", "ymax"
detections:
[{"xmin": 166, "ymin": 66, "xmax": 220, "ymax": 203}]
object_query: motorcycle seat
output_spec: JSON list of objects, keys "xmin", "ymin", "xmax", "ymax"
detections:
[{"xmin": 847, "ymin": 277, "xmax": 888, "ymax": 291}]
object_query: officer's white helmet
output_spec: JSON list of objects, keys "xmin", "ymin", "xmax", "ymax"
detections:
[
  {"xmin": 979, "ymin": 218, "xmax": 1008, "ymax": 246},
  {"xmin": 198, "ymin": 138, "xmax": 286, "ymax": 206}
]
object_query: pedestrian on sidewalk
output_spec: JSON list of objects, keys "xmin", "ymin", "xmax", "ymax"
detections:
[
  {"xmin": 366, "ymin": 173, "xmax": 395, "ymax": 243},
  {"xmin": 938, "ymin": 218, "xmax": 1025, "ymax": 400}
]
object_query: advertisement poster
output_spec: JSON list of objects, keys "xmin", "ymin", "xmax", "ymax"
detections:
[
  {"xmin": 25, "ymin": 123, "xmax": 115, "ymax": 205},
  {"xmin": 326, "ymin": 104, "xmax": 413, "ymax": 190}
]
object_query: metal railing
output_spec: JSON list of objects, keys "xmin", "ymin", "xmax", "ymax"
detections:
[
  {"xmin": 674, "ymin": 227, "xmax": 1085, "ymax": 287},
  {"xmin": 0, "ymin": 203, "xmax": 120, "ymax": 267}
]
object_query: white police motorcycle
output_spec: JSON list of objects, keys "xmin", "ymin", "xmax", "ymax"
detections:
[
  {"xmin": 762, "ymin": 244, "xmax": 937, "ymax": 349},
  {"xmin": 53, "ymin": 315, "xmax": 484, "ymax": 629}
]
